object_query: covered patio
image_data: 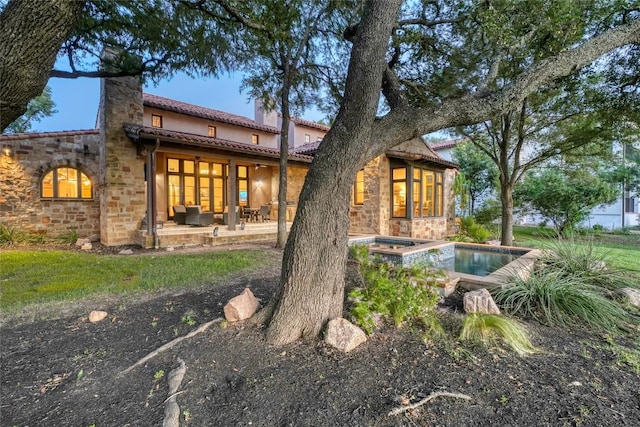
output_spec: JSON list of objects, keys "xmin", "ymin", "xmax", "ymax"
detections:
[{"xmin": 124, "ymin": 124, "xmax": 310, "ymax": 248}]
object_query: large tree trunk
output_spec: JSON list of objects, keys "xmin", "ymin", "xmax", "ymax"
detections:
[
  {"xmin": 0, "ymin": 0, "xmax": 84, "ymax": 131},
  {"xmin": 264, "ymin": 0, "xmax": 403, "ymax": 346}
]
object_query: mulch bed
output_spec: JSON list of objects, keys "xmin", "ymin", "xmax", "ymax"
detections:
[{"xmin": 1, "ymin": 245, "xmax": 639, "ymax": 426}]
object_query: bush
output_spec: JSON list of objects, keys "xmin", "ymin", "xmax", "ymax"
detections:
[
  {"xmin": 348, "ymin": 245, "xmax": 443, "ymax": 334},
  {"xmin": 539, "ymin": 236, "xmax": 637, "ymax": 292},
  {"xmin": 493, "ymin": 269, "xmax": 631, "ymax": 333},
  {"xmin": 459, "ymin": 313, "xmax": 537, "ymax": 355},
  {"xmin": 459, "ymin": 216, "xmax": 492, "ymax": 243}
]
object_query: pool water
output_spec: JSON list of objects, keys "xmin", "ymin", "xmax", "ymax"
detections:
[{"xmin": 436, "ymin": 248, "xmax": 519, "ymax": 277}]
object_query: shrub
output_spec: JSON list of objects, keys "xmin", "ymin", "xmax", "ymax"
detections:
[
  {"xmin": 348, "ymin": 245, "xmax": 442, "ymax": 334},
  {"xmin": 539, "ymin": 235, "xmax": 637, "ymax": 292},
  {"xmin": 451, "ymin": 216, "xmax": 492, "ymax": 243},
  {"xmin": 493, "ymin": 269, "xmax": 631, "ymax": 333},
  {"xmin": 459, "ymin": 313, "xmax": 537, "ymax": 355},
  {"xmin": 0, "ymin": 224, "xmax": 22, "ymax": 245}
]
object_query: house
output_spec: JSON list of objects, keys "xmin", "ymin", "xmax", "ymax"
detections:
[{"xmin": 0, "ymin": 74, "xmax": 457, "ymax": 247}]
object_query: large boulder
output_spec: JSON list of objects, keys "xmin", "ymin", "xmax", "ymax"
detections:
[
  {"xmin": 224, "ymin": 288, "xmax": 260, "ymax": 322},
  {"xmin": 620, "ymin": 287, "xmax": 640, "ymax": 308},
  {"xmin": 463, "ymin": 288, "xmax": 501, "ymax": 315},
  {"xmin": 324, "ymin": 318, "xmax": 367, "ymax": 352}
]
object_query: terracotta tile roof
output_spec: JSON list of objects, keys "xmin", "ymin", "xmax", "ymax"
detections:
[
  {"xmin": 429, "ymin": 139, "xmax": 460, "ymax": 150},
  {"xmin": 290, "ymin": 117, "xmax": 330, "ymax": 132},
  {"xmin": 143, "ymin": 93, "xmax": 280, "ymax": 134},
  {"xmin": 123, "ymin": 124, "xmax": 312, "ymax": 163},
  {"xmin": 0, "ymin": 129, "xmax": 99, "ymax": 141},
  {"xmin": 386, "ymin": 149, "xmax": 459, "ymax": 169},
  {"xmin": 290, "ymin": 140, "xmax": 322, "ymax": 155}
]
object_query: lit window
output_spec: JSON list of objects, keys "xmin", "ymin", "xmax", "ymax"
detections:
[
  {"xmin": 41, "ymin": 167, "xmax": 92, "ymax": 199},
  {"xmin": 151, "ymin": 114, "xmax": 163, "ymax": 128},
  {"xmin": 251, "ymin": 134, "xmax": 259, "ymax": 145},
  {"xmin": 353, "ymin": 170, "xmax": 364, "ymax": 205},
  {"xmin": 208, "ymin": 125, "xmax": 216, "ymax": 137},
  {"xmin": 391, "ymin": 165, "xmax": 443, "ymax": 218},
  {"xmin": 304, "ymin": 134, "xmax": 310, "ymax": 144}
]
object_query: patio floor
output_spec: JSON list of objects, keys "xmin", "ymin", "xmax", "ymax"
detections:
[{"xmin": 135, "ymin": 220, "xmax": 291, "ymax": 248}]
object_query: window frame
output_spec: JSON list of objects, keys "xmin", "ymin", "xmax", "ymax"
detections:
[
  {"xmin": 390, "ymin": 162, "xmax": 444, "ymax": 219},
  {"xmin": 40, "ymin": 166, "xmax": 93, "ymax": 200},
  {"xmin": 251, "ymin": 134, "xmax": 259, "ymax": 145},
  {"xmin": 208, "ymin": 125, "xmax": 217, "ymax": 137},
  {"xmin": 151, "ymin": 114, "xmax": 163, "ymax": 128}
]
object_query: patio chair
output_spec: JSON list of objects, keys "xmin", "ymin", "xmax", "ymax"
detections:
[
  {"xmin": 173, "ymin": 205, "xmax": 187, "ymax": 225},
  {"xmin": 259, "ymin": 205, "xmax": 270, "ymax": 222},
  {"xmin": 185, "ymin": 205, "xmax": 214, "ymax": 226},
  {"xmin": 239, "ymin": 206, "xmax": 251, "ymax": 222},
  {"xmin": 222, "ymin": 206, "xmax": 240, "ymax": 225}
]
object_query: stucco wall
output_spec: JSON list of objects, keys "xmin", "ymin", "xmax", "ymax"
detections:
[
  {"xmin": 144, "ymin": 107, "xmax": 279, "ymax": 148},
  {"xmin": 0, "ymin": 131, "xmax": 101, "ymax": 238}
]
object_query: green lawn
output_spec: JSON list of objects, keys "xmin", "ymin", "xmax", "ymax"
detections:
[{"xmin": 0, "ymin": 249, "xmax": 267, "ymax": 313}]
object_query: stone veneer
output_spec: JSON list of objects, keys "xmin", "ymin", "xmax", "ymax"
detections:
[
  {"xmin": 0, "ymin": 131, "xmax": 101, "ymax": 237},
  {"xmin": 98, "ymin": 76, "xmax": 146, "ymax": 246},
  {"xmin": 349, "ymin": 155, "xmax": 457, "ymax": 240}
]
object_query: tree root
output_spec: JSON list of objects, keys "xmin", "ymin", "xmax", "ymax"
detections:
[
  {"xmin": 388, "ymin": 391, "xmax": 472, "ymax": 416},
  {"xmin": 118, "ymin": 318, "xmax": 222, "ymax": 376},
  {"xmin": 163, "ymin": 358, "xmax": 186, "ymax": 427}
]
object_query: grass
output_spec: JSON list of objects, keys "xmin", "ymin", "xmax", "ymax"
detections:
[
  {"xmin": 0, "ymin": 249, "xmax": 266, "ymax": 313},
  {"xmin": 459, "ymin": 313, "xmax": 537, "ymax": 355},
  {"xmin": 513, "ymin": 226, "xmax": 640, "ymax": 284},
  {"xmin": 494, "ymin": 269, "xmax": 632, "ymax": 333}
]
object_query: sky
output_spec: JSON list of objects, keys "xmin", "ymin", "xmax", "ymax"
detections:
[{"xmin": 36, "ymin": 73, "xmax": 324, "ymax": 132}]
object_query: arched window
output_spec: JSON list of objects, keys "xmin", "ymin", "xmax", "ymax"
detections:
[{"xmin": 41, "ymin": 167, "xmax": 92, "ymax": 199}]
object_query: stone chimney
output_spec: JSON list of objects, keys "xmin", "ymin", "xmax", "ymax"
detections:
[
  {"xmin": 254, "ymin": 98, "xmax": 278, "ymax": 128},
  {"xmin": 98, "ymin": 49, "xmax": 145, "ymax": 246}
]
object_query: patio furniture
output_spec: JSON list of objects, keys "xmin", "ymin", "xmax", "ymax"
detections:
[
  {"xmin": 222, "ymin": 206, "xmax": 240, "ymax": 225},
  {"xmin": 185, "ymin": 205, "xmax": 214, "ymax": 226},
  {"xmin": 173, "ymin": 205, "xmax": 187, "ymax": 225},
  {"xmin": 259, "ymin": 205, "xmax": 270, "ymax": 222},
  {"xmin": 240, "ymin": 206, "xmax": 252, "ymax": 222}
]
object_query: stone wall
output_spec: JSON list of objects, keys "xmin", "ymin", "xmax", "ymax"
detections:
[
  {"xmin": 99, "ymin": 76, "xmax": 146, "ymax": 246},
  {"xmin": 0, "ymin": 131, "xmax": 101, "ymax": 237},
  {"xmin": 348, "ymin": 153, "xmax": 456, "ymax": 240}
]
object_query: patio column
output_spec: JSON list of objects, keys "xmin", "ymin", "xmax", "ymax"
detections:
[
  {"xmin": 227, "ymin": 159, "xmax": 237, "ymax": 230},
  {"xmin": 146, "ymin": 140, "xmax": 159, "ymax": 246}
]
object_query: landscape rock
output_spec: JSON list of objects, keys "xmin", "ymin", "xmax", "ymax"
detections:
[
  {"xmin": 88, "ymin": 234, "xmax": 100, "ymax": 242},
  {"xmin": 75, "ymin": 238, "xmax": 91, "ymax": 247},
  {"xmin": 89, "ymin": 310, "xmax": 108, "ymax": 323},
  {"xmin": 166, "ymin": 247, "xmax": 175, "ymax": 252},
  {"xmin": 463, "ymin": 288, "xmax": 501, "ymax": 315},
  {"xmin": 324, "ymin": 318, "xmax": 367, "ymax": 352},
  {"xmin": 224, "ymin": 288, "xmax": 260, "ymax": 322},
  {"xmin": 620, "ymin": 287, "xmax": 640, "ymax": 307},
  {"xmin": 119, "ymin": 249, "xmax": 134, "ymax": 255},
  {"xmin": 81, "ymin": 242, "xmax": 93, "ymax": 251}
]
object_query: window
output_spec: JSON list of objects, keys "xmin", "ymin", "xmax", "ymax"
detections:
[
  {"xmin": 304, "ymin": 134, "xmax": 310, "ymax": 144},
  {"xmin": 168, "ymin": 158, "xmax": 227, "ymax": 214},
  {"xmin": 391, "ymin": 164, "xmax": 443, "ymax": 218},
  {"xmin": 151, "ymin": 114, "xmax": 163, "ymax": 128},
  {"xmin": 353, "ymin": 170, "xmax": 364, "ymax": 205},
  {"xmin": 208, "ymin": 125, "xmax": 217, "ymax": 137},
  {"xmin": 237, "ymin": 165, "xmax": 249, "ymax": 206},
  {"xmin": 625, "ymin": 197, "xmax": 637, "ymax": 213},
  {"xmin": 251, "ymin": 134, "xmax": 259, "ymax": 145},
  {"xmin": 41, "ymin": 167, "xmax": 92, "ymax": 199}
]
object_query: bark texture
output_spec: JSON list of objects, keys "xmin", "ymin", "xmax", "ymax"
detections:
[
  {"xmin": 265, "ymin": 0, "xmax": 404, "ymax": 345},
  {"xmin": 265, "ymin": 3, "xmax": 639, "ymax": 345},
  {"xmin": 0, "ymin": 0, "xmax": 85, "ymax": 131}
]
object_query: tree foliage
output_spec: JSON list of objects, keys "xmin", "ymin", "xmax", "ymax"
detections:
[
  {"xmin": 516, "ymin": 166, "xmax": 619, "ymax": 235},
  {"xmin": 452, "ymin": 141, "xmax": 498, "ymax": 214},
  {"xmin": 4, "ymin": 86, "xmax": 56, "ymax": 133}
]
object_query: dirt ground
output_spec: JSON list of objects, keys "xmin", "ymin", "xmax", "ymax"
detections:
[{"xmin": 1, "ymin": 244, "xmax": 639, "ymax": 427}]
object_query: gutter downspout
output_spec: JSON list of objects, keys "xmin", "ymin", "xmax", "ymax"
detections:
[{"xmin": 146, "ymin": 139, "xmax": 160, "ymax": 248}]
